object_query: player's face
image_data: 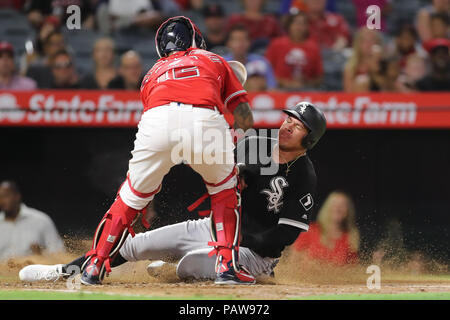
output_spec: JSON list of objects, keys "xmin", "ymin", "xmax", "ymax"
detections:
[{"xmin": 278, "ymin": 116, "xmax": 308, "ymax": 152}]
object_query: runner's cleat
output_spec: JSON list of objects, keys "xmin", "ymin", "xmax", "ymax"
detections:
[{"xmin": 19, "ymin": 264, "xmax": 68, "ymax": 282}]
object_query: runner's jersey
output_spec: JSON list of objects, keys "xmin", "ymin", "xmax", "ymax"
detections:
[
  {"xmin": 140, "ymin": 48, "xmax": 248, "ymax": 114},
  {"xmin": 236, "ymin": 136, "xmax": 317, "ymax": 243}
]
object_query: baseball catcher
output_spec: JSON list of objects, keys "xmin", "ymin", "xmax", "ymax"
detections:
[
  {"xmin": 65, "ymin": 16, "xmax": 255, "ymax": 285},
  {"xmin": 20, "ymin": 102, "xmax": 326, "ymax": 282}
]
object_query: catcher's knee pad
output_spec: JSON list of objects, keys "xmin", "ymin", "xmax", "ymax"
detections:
[
  {"xmin": 208, "ymin": 187, "xmax": 241, "ymax": 272},
  {"xmin": 83, "ymin": 195, "xmax": 142, "ymax": 280}
]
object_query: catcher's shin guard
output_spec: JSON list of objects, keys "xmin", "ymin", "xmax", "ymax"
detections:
[
  {"xmin": 207, "ymin": 187, "xmax": 241, "ymax": 273},
  {"xmin": 81, "ymin": 195, "xmax": 144, "ymax": 285}
]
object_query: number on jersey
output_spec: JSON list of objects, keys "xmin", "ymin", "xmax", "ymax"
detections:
[{"xmin": 157, "ymin": 66, "xmax": 200, "ymax": 83}]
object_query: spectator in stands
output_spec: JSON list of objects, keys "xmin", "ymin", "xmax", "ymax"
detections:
[
  {"xmin": 0, "ymin": 181, "xmax": 64, "ymax": 261},
  {"xmin": 343, "ymin": 27, "xmax": 383, "ymax": 92},
  {"xmin": 265, "ymin": 12, "xmax": 323, "ymax": 90},
  {"xmin": 292, "ymin": 191, "xmax": 360, "ymax": 266},
  {"xmin": 416, "ymin": 38, "xmax": 450, "ymax": 91},
  {"xmin": 386, "ymin": 24, "xmax": 427, "ymax": 72},
  {"xmin": 31, "ymin": 30, "xmax": 66, "ymax": 67},
  {"xmin": 201, "ymin": 3, "xmax": 228, "ymax": 53},
  {"xmin": 416, "ymin": 0, "xmax": 450, "ymax": 42},
  {"xmin": 396, "ymin": 54, "xmax": 427, "ymax": 92},
  {"xmin": 226, "ymin": 0, "xmax": 283, "ymax": 50},
  {"xmin": 81, "ymin": 37, "xmax": 117, "ymax": 89},
  {"xmin": 352, "ymin": 0, "xmax": 392, "ymax": 32},
  {"xmin": 0, "ymin": 42, "xmax": 37, "ymax": 90},
  {"xmin": 223, "ymin": 25, "xmax": 276, "ymax": 90},
  {"xmin": 25, "ymin": 0, "xmax": 95, "ymax": 30},
  {"xmin": 244, "ymin": 60, "xmax": 270, "ymax": 92},
  {"xmin": 368, "ymin": 57, "xmax": 401, "ymax": 92},
  {"xmin": 26, "ymin": 31, "xmax": 66, "ymax": 88},
  {"xmin": 49, "ymin": 49, "xmax": 80, "ymax": 89},
  {"xmin": 21, "ymin": 15, "xmax": 61, "ymax": 74},
  {"xmin": 108, "ymin": 50, "xmax": 143, "ymax": 90},
  {"xmin": 303, "ymin": 0, "xmax": 351, "ymax": 50},
  {"xmin": 102, "ymin": 0, "xmax": 180, "ymax": 34},
  {"xmin": 429, "ymin": 12, "xmax": 450, "ymax": 39}
]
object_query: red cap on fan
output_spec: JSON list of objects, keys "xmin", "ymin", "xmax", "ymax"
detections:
[
  {"xmin": 423, "ymin": 38, "xmax": 450, "ymax": 53},
  {"xmin": 0, "ymin": 41, "xmax": 14, "ymax": 55}
]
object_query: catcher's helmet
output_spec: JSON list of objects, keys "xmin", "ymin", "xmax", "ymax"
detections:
[
  {"xmin": 282, "ymin": 102, "xmax": 327, "ymax": 150},
  {"xmin": 155, "ymin": 16, "xmax": 206, "ymax": 58}
]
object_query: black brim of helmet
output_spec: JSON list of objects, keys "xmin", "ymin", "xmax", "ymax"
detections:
[{"xmin": 282, "ymin": 109, "xmax": 312, "ymax": 131}]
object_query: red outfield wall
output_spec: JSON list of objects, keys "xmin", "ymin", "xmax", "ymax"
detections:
[{"xmin": 0, "ymin": 91, "xmax": 449, "ymax": 128}]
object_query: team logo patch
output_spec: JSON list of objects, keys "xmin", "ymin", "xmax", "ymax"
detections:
[
  {"xmin": 261, "ymin": 176, "xmax": 289, "ymax": 214},
  {"xmin": 299, "ymin": 105, "xmax": 307, "ymax": 114},
  {"xmin": 299, "ymin": 193, "xmax": 314, "ymax": 211}
]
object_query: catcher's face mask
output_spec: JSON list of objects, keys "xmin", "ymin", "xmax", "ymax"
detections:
[{"xmin": 155, "ymin": 16, "xmax": 207, "ymax": 58}]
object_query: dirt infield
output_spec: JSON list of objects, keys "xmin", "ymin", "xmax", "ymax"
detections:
[{"xmin": 1, "ymin": 248, "xmax": 449, "ymax": 299}]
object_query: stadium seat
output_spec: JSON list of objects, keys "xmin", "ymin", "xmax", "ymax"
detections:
[
  {"xmin": 335, "ymin": 1, "xmax": 357, "ymax": 30},
  {"xmin": 63, "ymin": 29, "xmax": 99, "ymax": 55}
]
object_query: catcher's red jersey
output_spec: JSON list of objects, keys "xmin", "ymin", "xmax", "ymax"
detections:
[
  {"xmin": 140, "ymin": 48, "xmax": 248, "ymax": 114},
  {"xmin": 141, "ymin": 48, "xmax": 248, "ymax": 112}
]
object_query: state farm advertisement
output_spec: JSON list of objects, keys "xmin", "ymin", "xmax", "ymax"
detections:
[
  {"xmin": 0, "ymin": 91, "xmax": 142, "ymax": 127},
  {"xmin": 0, "ymin": 90, "xmax": 449, "ymax": 128}
]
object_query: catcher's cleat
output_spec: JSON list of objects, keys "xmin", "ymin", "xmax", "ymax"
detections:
[
  {"xmin": 214, "ymin": 260, "xmax": 255, "ymax": 285},
  {"xmin": 19, "ymin": 264, "xmax": 68, "ymax": 282},
  {"xmin": 80, "ymin": 259, "xmax": 102, "ymax": 285}
]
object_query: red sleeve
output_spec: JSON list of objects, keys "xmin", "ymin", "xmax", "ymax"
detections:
[
  {"xmin": 227, "ymin": 94, "xmax": 248, "ymax": 114},
  {"xmin": 220, "ymin": 57, "xmax": 248, "ymax": 113}
]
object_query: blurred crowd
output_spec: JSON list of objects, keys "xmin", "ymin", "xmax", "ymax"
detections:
[{"xmin": 0, "ymin": 0, "xmax": 449, "ymax": 92}]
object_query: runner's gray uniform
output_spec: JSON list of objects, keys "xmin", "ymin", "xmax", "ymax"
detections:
[{"xmin": 119, "ymin": 217, "xmax": 277, "ymax": 280}]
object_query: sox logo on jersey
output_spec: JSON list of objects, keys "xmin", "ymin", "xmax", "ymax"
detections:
[{"xmin": 261, "ymin": 176, "xmax": 289, "ymax": 214}]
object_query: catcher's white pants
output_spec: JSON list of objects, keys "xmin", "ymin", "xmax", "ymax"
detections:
[
  {"xmin": 119, "ymin": 218, "xmax": 278, "ymax": 279},
  {"xmin": 119, "ymin": 103, "xmax": 237, "ymax": 210}
]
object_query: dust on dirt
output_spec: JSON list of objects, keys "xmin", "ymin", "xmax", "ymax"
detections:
[{"xmin": 0, "ymin": 240, "xmax": 449, "ymax": 299}]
